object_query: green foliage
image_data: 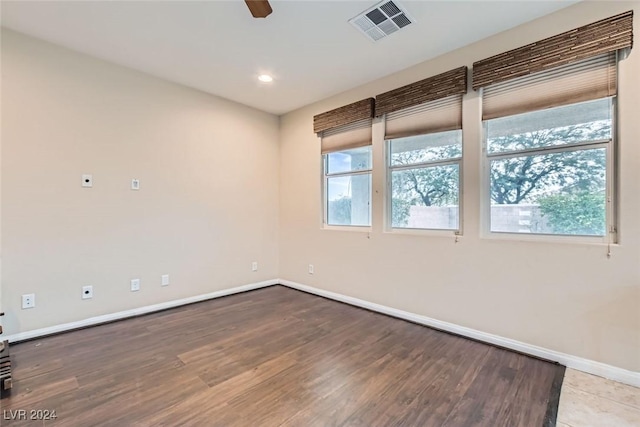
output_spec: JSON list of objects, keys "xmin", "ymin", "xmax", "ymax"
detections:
[
  {"xmin": 393, "ymin": 165, "xmax": 459, "ymax": 207},
  {"xmin": 489, "ymin": 122, "xmax": 609, "ymax": 205},
  {"xmin": 328, "ymin": 196, "xmax": 351, "ymax": 225},
  {"xmin": 388, "ymin": 103, "xmax": 611, "ymax": 233},
  {"xmin": 391, "ymin": 198, "xmax": 410, "ymax": 227},
  {"xmin": 538, "ymin": 191, "xmax": 606, "ymax": 236},
  {"xmin": 391, "ymin": 140, "xmax": 460, "ymax": 220}
]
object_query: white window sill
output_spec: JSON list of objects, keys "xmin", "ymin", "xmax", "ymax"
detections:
[
  {"xmin": 322, "ymin": 225, "xmax": 372, "ymax": 233},
  {"xmin": 481, "ymin": 231, "xmax": 615, "ymax": 246},
  {"xmin": 384, "ymin": 227, "xmax": 461, "ymax": 239}
]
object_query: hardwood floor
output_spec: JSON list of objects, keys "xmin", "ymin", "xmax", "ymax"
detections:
[{"xmin": 0, "ymin": 286, "xmax": 564, "ymax": 426}]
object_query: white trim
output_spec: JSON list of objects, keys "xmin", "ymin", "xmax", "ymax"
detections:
[
  {"xmin": 4, "ymin": 279, "xmax": 278, "ymax": 343},
  {"xmin": 278, "ymin": 279, "xmax": 640, "ymax": 388},
  {"xmin": 5, "ymin": 277, "xmax": 638, "ymax": 388},
  {"xmin": 322, "ymin": 225, "xmax": 372, "ymax": 233}
]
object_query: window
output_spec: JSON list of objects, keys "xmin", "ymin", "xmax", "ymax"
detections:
[
  {"xmin": 375, "ymin": 67, "xmax": 467, "ymax": 232},
  {"xmin": 324, "ymin": 146, "xmax": 372, "ymax": 227},
  {"xmin": 472, "ymin": 10, "xmax": 632, "ymax": 240},
  {"xmin": 484, "ymin": 98, "xmax": 614, "ymax": 237},
  {"xmin": 313, "ymin": 98, "xmax": 374, "ymax": 228},
  {"xmin": 388, "ymin": 130, "xmax": 461, "ymax": 230}
]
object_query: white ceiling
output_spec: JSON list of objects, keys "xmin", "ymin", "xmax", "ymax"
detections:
[{"xmin": 1, "ymin": 0, "xmax": 579, "ymax": 115}]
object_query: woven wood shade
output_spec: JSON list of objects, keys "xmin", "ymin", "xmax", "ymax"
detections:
[
  {"xmin": 472, "ymin": 11, "xmax": 633, "ymax": 90},
  {"xmin": 385, "ymin": 95, "xmax": 462, "ymax": 140},
  {"xmin": 375, "ymin": 66, "xmax": 467, "ymax": 117},
  {"xmin": 313, "ymin": 98, "xmax": 375, "ymax": 134},
  {"xmin": 482, "ymin": 52, "xmax": 616, "ymax": 120},
  {"xmin": 320, "ymin": 119, "xmax": 372, "ymax": 154}
]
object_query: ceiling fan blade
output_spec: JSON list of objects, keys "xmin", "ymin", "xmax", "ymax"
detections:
[{"xmin": 245, "ymin": 0, "xmax": 272, "ymax": 18}]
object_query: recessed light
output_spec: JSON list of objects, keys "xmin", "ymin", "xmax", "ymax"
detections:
[{"xmin": 258, "ymin": 74, "xmax": 273, "ymax": 83}]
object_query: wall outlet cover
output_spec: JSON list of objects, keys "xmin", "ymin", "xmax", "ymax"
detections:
[
  {"xmin": 22, "ymin": 293, "xmax": 36, "ymax": 309},
  {"xmin": 82, "ymin": 285, "xmax": 93, "ymax": 300},
  {"xmin": 82, "ymin": 174, "xmax": 93, "ymax": 188},
  {"xmin": 131, "ymin": 278, "xmax": 141, "ymax": 292}
]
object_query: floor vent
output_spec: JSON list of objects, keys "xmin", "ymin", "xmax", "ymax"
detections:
[{"xmin": 349, "ymin": 0, "xmax": 413, "ymax": 42}]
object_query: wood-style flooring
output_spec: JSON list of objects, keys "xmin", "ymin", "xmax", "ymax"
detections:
[{"xmin": 0, "ymin": 285, "xmax": 564, "ymax": 426}]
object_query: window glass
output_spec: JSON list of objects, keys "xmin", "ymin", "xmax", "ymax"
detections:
[
  {"xmin": 487, "ymin": 98, "xmax": 612, "ymax": 154},
  {"xmin": 324, "ymin": 145, "xmax": 372, "ymax": 227},
  {"xmin": 486, "ymin": 98, "xmax": 610, "ymax": 238},
  {"xmin": 390, "ymin": 130, "xmax": 462, "ymax": 166},
  {"xmin": 326, "ymin": 146, "xmax": 372, "ymax": 175},
  {"xmin": 391, "ymin": 164, "xmax": 459, "ymax": 229},
  {"xmin": 326, "ymin": 174, "xmax": 371, "ymax": 226},
  {"xmin": 388, "ymin": 130, "xmax": 461, "ymax": 231}
]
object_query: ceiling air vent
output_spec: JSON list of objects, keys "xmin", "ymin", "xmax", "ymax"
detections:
[{"xmin": 349, "ymin": 0, "xmax": 413, "ymax": 42}]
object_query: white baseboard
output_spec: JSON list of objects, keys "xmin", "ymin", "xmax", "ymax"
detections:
[
  {"xmin": 5, "ymin": 277, "xmax": 638, "ymax": 388},
  {"xmin": 4, "ymin": 279, "xmax": 278, "ymax": 343},
  {"xmin": 278, "ymin": 279, "xmax": 640, "ymax": 388}
]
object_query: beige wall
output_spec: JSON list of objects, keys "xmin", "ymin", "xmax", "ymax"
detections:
[
  {"xmin": 1, "ymin": 2, "xmax": 638, "ymax": 374},
  {"xmin": 0, "ymin": 29, "xmax": 280, "ymax": 334},
  {"xmin": 279, "ymin": 1, "xmax": 640, "ymax": 372}
]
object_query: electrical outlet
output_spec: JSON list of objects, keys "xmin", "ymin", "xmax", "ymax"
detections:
[
  {"xmin": 131, "ymin": 179, "xmax": 140, "ymax": 190},
  {"xmin": 161, "ymin": 274, "xmax": 169, "ymax": 286},
  {"xmin": 22, "ymin": 293, "xmax": 35, "ymax": 309},
  {"xmin": 82, "ymin": 174, "xmax": 93, "ymax": 188},
  {"xmin": 308, "ymin": 264, "xmax": 314, "ymax": 275},
  {"xmin": 252, "ymin": 262, "xmax": 258, "ymax": 272},
  {"xmin": 82, "ymin": 285, "xmax": 93, "ymax": 300},
  {"xmin": 130, "ymin": 278, "xmax": 140, "ymax": 292}
]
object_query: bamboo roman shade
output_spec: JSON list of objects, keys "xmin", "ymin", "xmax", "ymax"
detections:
[
  {"xmin": 376, "ymin": 67, "xmax": 467, "ymax": 116},
  {"xmin": 314, "ymin": 98, "xmax": 374, "ymax": 154},
  {"xmin": 473, "ymin": 11, "xmax": 633, "ymax": 90},
  {"xmin": 384, "ymin": 95, "xmax": 463, "ymax": 140},
  {"xmin": 482, "ymin": 52, "xmax": 617, "ymax": 120},
  {"xmin": 319, "ymin": 118, "xmax": 373, "ymax": 154},
  {"xmin": 474, "ymin": 11, "xmax": 633, "ymax": 120},
  {"xmin": 376, "ymin": 67, "xmax": 467, "ymax": 140}
]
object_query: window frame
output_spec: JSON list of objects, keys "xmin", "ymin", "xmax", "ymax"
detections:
[
  {"xmin": 322, "ymin": 147, "xmax": 373, "ymax": 229},
  {"xmin": 481, "ymin": 96, "xmax": 617, "ymax": 243},
  {"xmin": 385, "ymin": 131, "xmax": 463, "ymax": 235}
]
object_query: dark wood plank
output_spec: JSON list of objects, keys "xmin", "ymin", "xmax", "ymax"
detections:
[{"xmin": 0, "ymin": 285, "xmax": 564, "ymax": 426}]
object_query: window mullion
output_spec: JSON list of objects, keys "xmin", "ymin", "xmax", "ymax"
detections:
[
  {"xmin": 487, "ymin": 140, "xmax": 610, "ymax": 161},
  {"xmin": 325, "ymin": 169, "xmax": 372, "ymax": 178},
  {"xmin": 390, "ymin": 158, "xmax": 461, "ymax": 172}
]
